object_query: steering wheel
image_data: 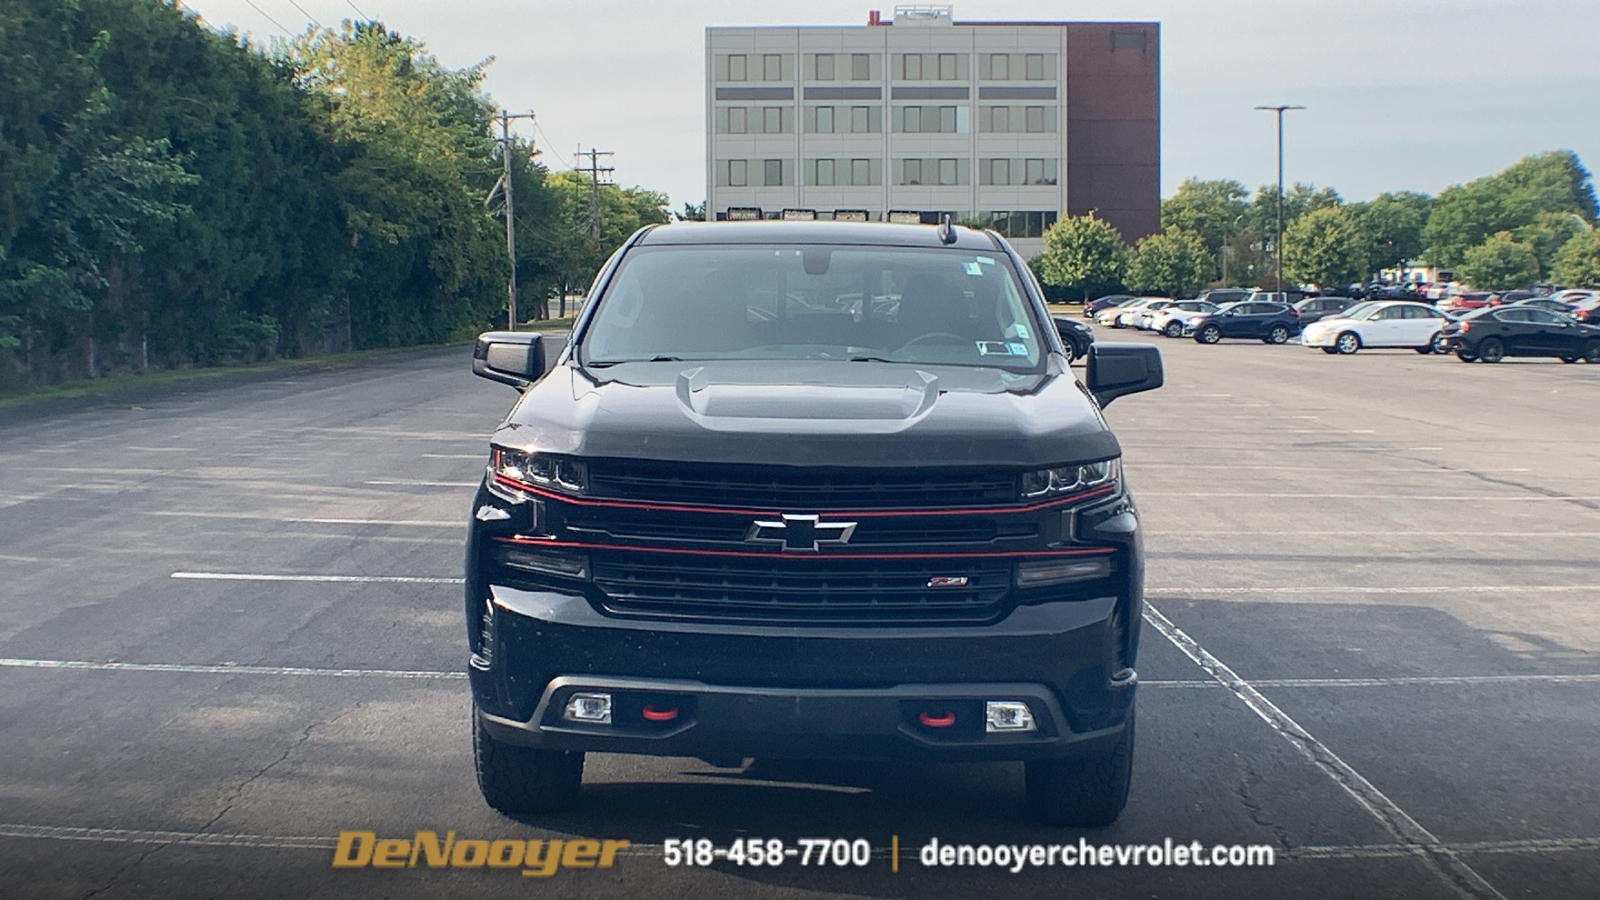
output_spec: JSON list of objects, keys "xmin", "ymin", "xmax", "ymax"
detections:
[{"xmin": 898, "ymin": 332, "xmax": 968, "ymax": 349}]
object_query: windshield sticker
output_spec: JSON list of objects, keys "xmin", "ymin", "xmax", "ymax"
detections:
[
  {"xmin": 975, "ymin": 256, "xmax": 995, "ymax": 265},
  {"xmin": 977, "ymin": 341, "xmax": 1028, "ymax": 356},
  {"xmin": 963, "ymin": 261, "xmax": 983, "ymax": 276}
]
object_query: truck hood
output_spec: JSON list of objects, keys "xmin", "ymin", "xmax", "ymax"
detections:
[{"xmin": 492, "ymin": 359, "xmax": 1119, "ymax": 468}]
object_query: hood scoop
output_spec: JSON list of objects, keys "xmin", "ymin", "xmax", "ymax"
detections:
[{"xmin": 675, "ymin": 365, "xmax": 939, "ymax": 422}]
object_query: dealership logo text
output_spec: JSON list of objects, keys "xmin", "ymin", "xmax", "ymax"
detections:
[{"xmin": 332, "ymin": 830, "xmax": 630, "ymax": 877}]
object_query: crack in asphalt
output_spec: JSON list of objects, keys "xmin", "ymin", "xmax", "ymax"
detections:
[
  {"xmin": 77, "ymin": 713, "xmax": 343, "ymax": 900},
  {"xmin": 1236, "ymin": 761, "xmax": 1293, "ymax": 851},
  {"xmin": 1442, "ymin": 465, "xmax": 1600, "ymax": 515}
]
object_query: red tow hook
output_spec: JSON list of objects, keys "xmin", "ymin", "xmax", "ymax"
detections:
[
  {"xmin": 641, "ymin": 705, "xmax": 679, "ymax": 722},
  {"xmin": 918, "ymin": 711, "xmax": 956, "ymax": 728}
]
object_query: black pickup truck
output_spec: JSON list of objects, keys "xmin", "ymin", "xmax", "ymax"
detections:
[{"xmin": 464, "ymin": 220, "xmax": 1163, "ymax": 825}]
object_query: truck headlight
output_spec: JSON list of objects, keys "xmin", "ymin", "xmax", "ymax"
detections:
[
  {"xmin": 1021, "ymin": 459, "xmax": 1119, "ymax": 499},
  {"xmin": 488, "ymin": 448, "xmax": 588, "ymax": 497}
]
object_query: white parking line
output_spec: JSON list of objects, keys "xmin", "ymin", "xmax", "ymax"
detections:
[
  {"xmin": 0, "ymin": 658, "xmax": 465, "ymax": 679},
  {"xmin": 1139, "ymin": 493, "xmax": 1600, "ymax": 501},
  {"xmin": 1292, "ymin": 837, "xmax": 1600, "ymax": 861},
  {"xmin": 146, "ymin": 512, "xmax": 459, "ymax": 527},
  {"xmin": 1148, "ymin": 585, "xmax": 1596, "ymax": 596},
  {"xmin": 170, "ymin": 572, "xmax": 463, "ymax": 584},
  {"xmin": 1144, "ymin": 603, "xmax": 1507, "ymax": 900},
  {"xmin": 1144, "ymin": 674, "xmax": 1600, "ymax": 689}
]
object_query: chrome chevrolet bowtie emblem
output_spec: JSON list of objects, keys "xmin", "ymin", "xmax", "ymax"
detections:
[{"xmin": 746, "ymin": 514, "xmax": 857, "ymax": 552}]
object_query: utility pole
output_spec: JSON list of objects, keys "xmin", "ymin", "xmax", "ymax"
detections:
[
  {"xmin": 491, "ymin": 109, "xmax": 535, "ymax": 329},
  {"xmin": 575, "ymin": 146, "xmax": 614, "ymax": 317},
  {"xmin": 577, "ymin": 146, "xmax": 615, "ymax": 247},
  {"xmin": 1254, "ymin": 104, "xmax": 1304, "ymax": 296}
]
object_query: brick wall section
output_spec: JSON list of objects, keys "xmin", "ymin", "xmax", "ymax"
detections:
[{"xmin": 1064, "ymin": 23, "xmax": 1161, "ymax": 243}]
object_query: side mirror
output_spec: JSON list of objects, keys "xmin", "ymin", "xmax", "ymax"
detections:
[
  {"xmin": 472, "ymin": 331, "xmax": 549, "ymax": 390},
  {"xmin": 1086, "ymin": 343, "xmax": 1163, "ymax": 408}
]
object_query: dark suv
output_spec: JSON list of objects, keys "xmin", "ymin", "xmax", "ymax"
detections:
[{"xmin": 464, "ymin": 221, "xmax": 1163, "ymax": 826}]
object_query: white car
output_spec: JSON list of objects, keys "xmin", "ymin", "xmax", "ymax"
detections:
[
  {"xmin": 1146, "ymin": 300, "xmax": 1220, "ymax": 337},
  {"xmin": 1099, "ymin": 297, "xmax": 1162, "ymax": 328},
  {"xmin": 1300, "ymin": 300, "xmax": 1452, "ymax": 355}
]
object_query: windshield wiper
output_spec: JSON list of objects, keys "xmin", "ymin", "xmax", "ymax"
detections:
[{"xmin": 847, "ymin": 356, "xmax": 896, "ymax": 363}]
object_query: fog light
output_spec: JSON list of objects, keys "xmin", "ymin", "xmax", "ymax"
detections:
[
  {"xmin": 501, "ymin": 546, "xmax": 588, "ymax": 579},
  {"xmin": 1015, "ymin": 556, "xmax": 1111, "ymax": 587},
  {"xmin": 985, "ymin": 701, "xmax": 1036, "ymax": 733},
  {"xmin": 563, "ymin": 692, "xmax": 612, "ymax": 724}
]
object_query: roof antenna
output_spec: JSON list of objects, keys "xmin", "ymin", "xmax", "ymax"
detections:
[{"xmin": 937, "ymin": 212, "xmax": 957, "ymax": 245}]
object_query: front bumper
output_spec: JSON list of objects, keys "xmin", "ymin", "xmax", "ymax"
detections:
[{"xmin": 470, "ymin": 586, "xmax": 1138, "ymax": 761}]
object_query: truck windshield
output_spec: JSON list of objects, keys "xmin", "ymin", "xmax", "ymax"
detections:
[{"xmin": 581, "ymin": 245, "xmax": 1046, "ymax": 371}]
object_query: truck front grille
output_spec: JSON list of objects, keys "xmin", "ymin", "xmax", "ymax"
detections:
[
  {"xmin": 584, "ymin": 460, "xmax": 1020, "ymax": 510},
  {"xmin": 590, "ymin": 550, "xmax": 1012, "ymax": 625}
]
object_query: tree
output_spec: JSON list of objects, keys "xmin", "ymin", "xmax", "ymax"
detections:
[
  {"xmin": 1349, "ymin": 191, "xmax": 1432, "ymax": 275},
  {"xmin": 1160, "ymin": 179, "xmax": 1249, "ymax": 263},
  {"xmin": 1282, "ymin": 207, "xmax": 1369, "ymax": 287},
  {"xmin": 678, "ymin": 201, "xmax": 706, "ymax": 222},
  {"xmin": 1550, "ymin": 229, "xmax": 1600, "ymax": 287},
  {"xmin": 1036, "ymin": 214, "xmax": 1129, "ymax": 301},
  {"xmin": 1125, "ymin": 226, "xmax": 1212, "ymax": 298},
  {"xmin": 1459, "ymin": 232, "xmax": 1541, "ymax": 291},
  {"xmin": 1422, "ymin": 151, "xmax": 1596, "ymax": 267}
]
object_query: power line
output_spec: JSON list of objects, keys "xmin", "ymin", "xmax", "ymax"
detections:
[
  {"xmin": 342, "ymin": 0, "xmax": 371, "ymax": 19},
  {"xmin": 284, "ymin": 0, "xmax": 320, "ymax": 28},
  {"xmin": 239, "ymin": 0, "xmax": 292, "ymax": 35},
  {"xmin": 533, "ymin": 120, "xmax": 571, "ymax": 169}
]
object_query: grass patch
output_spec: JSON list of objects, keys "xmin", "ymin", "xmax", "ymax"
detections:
[{"xmin": 0, "ymin": 342, "xmax": 467, "ymax": 410}]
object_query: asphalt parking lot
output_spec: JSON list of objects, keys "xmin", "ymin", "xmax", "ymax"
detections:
[{"xmin": 1, "ymin": 330, "xmax": 1596, "ymax": 899}]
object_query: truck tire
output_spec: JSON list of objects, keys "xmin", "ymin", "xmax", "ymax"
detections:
[
  {"xmin": 1025, "ymin": 702, "xmax": 1135, "ymax": 827},
  {"xmin": 473, "ymin": 710, "xmax": 584, "ymax": 814}
]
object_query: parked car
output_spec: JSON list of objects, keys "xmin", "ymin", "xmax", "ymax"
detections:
[
  {"xmin": 1051, "ymin": 315, "xmax": 1095, "ymax": 364},
  {"xmin": 1511, "ymin": 297, "xmax": 1581, "ymax": 316},
  {"xmin": 1083, "ymin": 294, "xmax": 1137, "ymax": 319},
  {"xmin": 1293, "ymin": 296, "xmax": 1357, "ymax": 328},
  {"xmin": 1187, "ymin": 301, "xmax": 1300, "ymax": 344},
  {"xmin": 1570, "ymin": 295, "xmax": 1600, "ymax": 324},
  {"xmin": 1438, "ymin": 306, "xmax": 1600, "ymax": 363},
  {"xmin": 1438, "ymin": 291, "xmax": 1494, "ymax": 312},
  {"xmin": 1490, "ymin": 289, "xmax": 1540, "ymax": 306},
  {"xmin": 1121, "ymin": 298, "xmax": 1180, "ymax": 329},
  {"xmin": 1243, "ymin": 289, "xmax": 1307, "ymax": 305},
  {"xmin": 1147, "ymin": 300, "xmax": 1220, "ymax": 337},
  {"xmin": 1098, "ymin": 296, "xmax": 1158, "ymax": 328},
  {"xmin": 1194, "ymin": 288, "xmax": 1250, "ymax": 306},
  {"xmin": 1300, "ymin": 301, "xmax": 1451, "ymax": 355}
]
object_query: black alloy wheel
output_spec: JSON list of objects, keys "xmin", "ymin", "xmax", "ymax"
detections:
[{"xmin": 1478, "ymin": 337, "xmax": 1506, "ymax": 363}]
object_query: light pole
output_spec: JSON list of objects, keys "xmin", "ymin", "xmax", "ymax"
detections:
[{"xmin": 1254, "ymin": 104, "xmax": 1304, "ymax": 295}]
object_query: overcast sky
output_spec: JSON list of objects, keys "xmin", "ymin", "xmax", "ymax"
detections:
[{"xmin": 182, "ymin": 0, "xmax": 1600, "ymax": 210}]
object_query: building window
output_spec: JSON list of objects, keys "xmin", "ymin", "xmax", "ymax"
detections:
[
  {"xmin": 814, "ymin": 106, "xmax": 834, "ymax": 133},
  {"xmin": 1025, "ymin": 106, "xmax": 1045, "ymax": 133},
  {"xmin": 812, "ymin": 158, "xmax": 835, "ymax": 186},
  {"xmin": 1025, "ymin": 53, "xmax": 1046, "ymax": 80},
  {"xmin": 1111, "ymin": 30, "xmax": 1148, "ymax": 52},
  {"xmin": 728, "ymin": 107, "xmax": 747, "ymax": 134},
  {"xmin": 938, "ymin": 106, "xmax": 956, "ymax": 133},
  {"xmin": 728, "ymin": 54, "xmax": 747, "ymax": 82},
  {"xmin": 989, "ymin": 159, "xmax": 1010, "ymax": 185},
  {"xmin": 901, "ymin": 53, "xmax": 922, "ymax": 80},
  {"xmin": 763, "ymin": 107, "xmax": 782, "ymax": 133},
  {"xmin": 815, "ymin": 54, "xmax": 835, "ymax": 81},
  {"xmin": 728, "ymin": 159, "xmax": 747, "ymax": 187},
  {"xmin": 902, "ymin": 106, "xmax": 921, "ymax": 133},
  {"xmin": 938, "ymin": 53, "xmax": 956, "ymax": 80},
  {"xmin": 850, "ymin": 106, "xmax": 877, "ymax": 133},
  {"xmin": 982, "ymin": 210, "xmax": 1058, "ymax": 238},
  {"xmin": 938, "ymin": 158, "xmax": 957, "ymax": 186},
  {"xmin": 989, "ymin": 53, "xmax": 1009, "ymax": 80},
  {"xmin": 763, "ymin": 54, "xmax": 782, "ymax": 81},
  {"xmin": 903, "ymin": 159, "xmax": 923, "ymax": 185},
  {"xmin": 851, "ymin": 158, "xmax": 871, "ymax": 186},
  {"xmin": 988, "ymin": 106, "xmax": 1010, "ymax": 132},
  {"xmin": 851, "ymin": 53, "xmax": 870, "ymax": 80},
  {"xmin": 765, "ymin": 159, "xmax": 784, "ymax": 186}
]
